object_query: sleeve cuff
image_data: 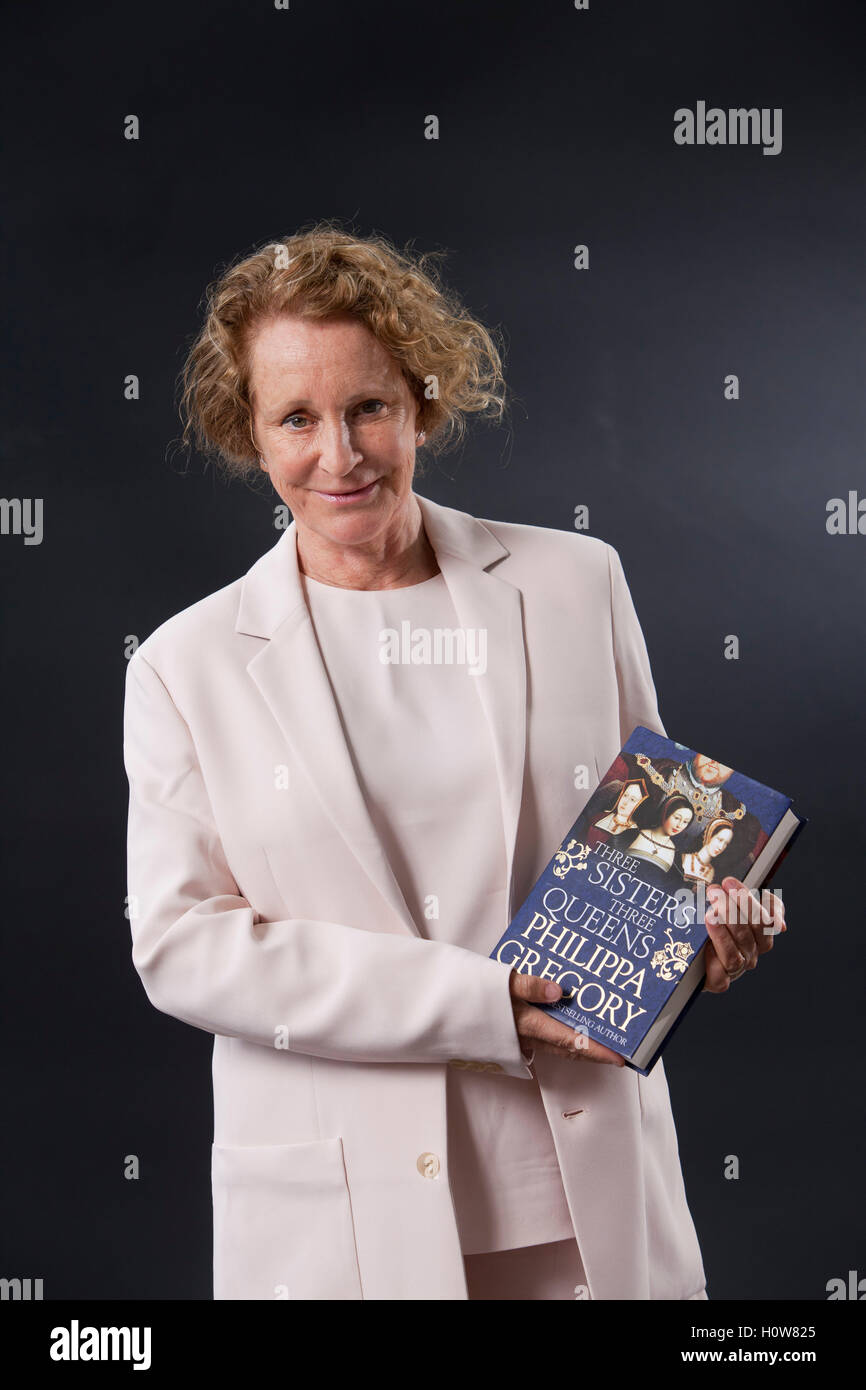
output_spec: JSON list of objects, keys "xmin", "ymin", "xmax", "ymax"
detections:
[{"xmin": 473, "ymin": 959, "xmax": 535, "ymax": 1080}]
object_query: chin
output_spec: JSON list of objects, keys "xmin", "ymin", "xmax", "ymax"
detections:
[{"xmin": 304, "ymin": 498, "xmax": 392, "ymax": 541}]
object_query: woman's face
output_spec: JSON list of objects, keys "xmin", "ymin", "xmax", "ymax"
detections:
[
  {"xmin": 707, "ymin": 827, "xmax": 733, "ymax": 858},
  {"xmin": 663, "ymin": 806, "xmax": 693, "ymax": 836},
  {"xmin": 248, "ymin": 313, "xmax": 421, "ymax": 552},
  {"xmin": 617, "ymin": 785, "xmax": 643, "ymax": 817}
]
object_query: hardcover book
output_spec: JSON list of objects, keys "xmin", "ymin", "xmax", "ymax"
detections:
[{"xmin": 490, "ymin": 726, "xmax": 805, "ymax": 1073}]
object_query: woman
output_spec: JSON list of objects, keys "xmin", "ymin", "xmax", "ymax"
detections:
[
  {"xmin": 681, "ymin": 818, "xmax": 736, "ymax": 886},
  {"xmin": 627, "ymin": 795, "xmax": 695, "ymax": 874},
  {"xmin": 123, "ymin": 223, "xmax": 785, "ymax": 1301},
  {"xmin": 585, "ymin": 777, "xmax": 649, "ymax": 849}
]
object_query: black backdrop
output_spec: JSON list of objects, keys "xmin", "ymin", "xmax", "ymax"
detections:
[{"xmin": 2, "ymin": 0, "xmax": 864, "ymax": 1301}]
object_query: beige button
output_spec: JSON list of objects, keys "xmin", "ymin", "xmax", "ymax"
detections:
[{"xmin": 416, "ymin": 1152, "xmax": 440, "ymax": 1179}]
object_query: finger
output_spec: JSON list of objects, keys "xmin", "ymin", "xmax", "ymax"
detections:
[
  {"xmin": 702, "ymin": 939, "xmax": 733, "ymax": 993},
  {"xmin": 510, "ymin": 973, "xmax": 591, "ymax": 1043},
  {"xmin": 532, "ymin": 1036, "xmax": 625, "ymax": 1066},
  {"xmin": 509, "ymin": 970, "xmax": 566, "ymax": 1007},
  {"xmin": 514, "ymin": 1001, "xmax": 583, "ymax": 1049},
  {"xmin": 729, "ymin": 920, "xmax": 759, "ymax": 970},
  {"xmin": 733, "ymin": 881, "xmax": 786, "ymax": 946},
  {"xmin": 706, "ymin": 885, "xmax": 758, "ymax": 970},
  {"xmin": 515, "ymin": 1003, "xmax": 624, "ymax": 1065},
  {"xmin": 704, "ymin": 916, "xmax": 749, "ymax": 974},
  {"xmin": 510, "ymin": 973, "xmax": 626, "ymax": 1065},
  {"xmin": 751, "ymin": 912, "xmax": 776, "ymax": 955},
  {"xmin": 568, "ymin": 1034, "xmax": 626, "ymax": 1066},
  {"xmin": 548, "ymin": 1019, "xmax": 624, "ymax": 1065},
  {"xmin": 724, "ymin": 888, "xmax": 764, "ymax": 970},
  {"xmin": 767, "ymin": 891, "xmax": 787, "ymax": 934},
  {"xmin": 717, "ymin": 878, "xmax": 778, "ymax": 933},
  {"xmin": 744, "ymin": 888, "xmax": 779, "ymax": 956}
]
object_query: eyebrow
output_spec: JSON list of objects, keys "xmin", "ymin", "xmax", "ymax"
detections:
[{"xmin": 269, "ymin": 386, "xmax": 395, "ymax": 415}]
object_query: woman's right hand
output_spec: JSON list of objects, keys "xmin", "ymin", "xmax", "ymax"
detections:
[{"xmin": 509, "ymin": 970, "xmax": 626, "ymax": 1066}]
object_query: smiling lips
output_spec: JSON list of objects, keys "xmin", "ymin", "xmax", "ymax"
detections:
[{"xmin": 313, "ymin": 479, "xmax": 380, "ymax": 504}]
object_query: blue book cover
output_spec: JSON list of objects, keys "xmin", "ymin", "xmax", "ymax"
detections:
[{"xmin": 489, "ymin": 726, "xmax": 805, "ymax": 1073}]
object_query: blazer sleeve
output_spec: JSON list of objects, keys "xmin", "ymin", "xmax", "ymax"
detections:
[
  {"xmin": 607, "ymin": 544, "xmax": 668, "ymax": 743},
  {"xmin": 123, "ymin": 651, "xmax": 533, "ymax": 1081}
]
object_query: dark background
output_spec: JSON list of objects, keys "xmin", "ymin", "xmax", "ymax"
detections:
[{"xmin": 2, "ymin": 0, "xmax": 863, "ymax": 1300}]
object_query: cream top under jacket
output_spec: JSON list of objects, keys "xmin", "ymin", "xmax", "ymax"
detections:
[{"xmin": 301, "ymin": 569, "xmax": 576, "ymax": 1255}]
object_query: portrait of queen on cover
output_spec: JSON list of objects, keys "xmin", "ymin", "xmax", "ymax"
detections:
[{"xmin": 122, "ymin": 223, "xmax": 787, "ymax": 1301}]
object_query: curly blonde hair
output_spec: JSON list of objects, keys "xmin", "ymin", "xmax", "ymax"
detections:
[{"xmin": 178, "ymin": 219, "xmax": 508, "ymax": 479}]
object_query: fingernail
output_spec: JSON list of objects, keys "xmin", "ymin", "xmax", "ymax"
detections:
[{"xmin": 544, "ymin": 982, "xmax": 562, "ymax": 1000}]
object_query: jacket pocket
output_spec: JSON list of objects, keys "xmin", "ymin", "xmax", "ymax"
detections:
[{"xmin": 212, "ymin": 1136, "xmax": 363, "ymax": 1300}]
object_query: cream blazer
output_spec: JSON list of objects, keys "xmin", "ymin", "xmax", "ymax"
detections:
[{"xmin": 123, "ymin": 492, "xmax": 708, "ymax": 1301}]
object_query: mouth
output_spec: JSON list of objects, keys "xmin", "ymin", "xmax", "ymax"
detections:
[{"xmin": 312, "ymin": 479, "xmax": 380, "ymax": 504}]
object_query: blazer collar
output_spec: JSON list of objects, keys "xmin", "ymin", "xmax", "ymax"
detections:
[
  {"xmin": 235, "ymin": 492, "xmax": 508, "ymax": 639},
  {"xmin": 235, "ymin": 492, "xmax": 526, "ymax": 938}
]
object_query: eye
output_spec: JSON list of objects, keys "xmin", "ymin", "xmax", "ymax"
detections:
[
  {"xmin": 358, "ymin": 399, "xmax": 385, "ymax": 416},
  {"xmin": 283, "ymin": 413, "xmax": 309, "ymax": 429}
]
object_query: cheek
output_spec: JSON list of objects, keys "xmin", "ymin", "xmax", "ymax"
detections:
[
  {"xmin": 268, "ymin": 454, "xmax": 307, "ymax": 491},
  {"xmin": 381, "ymin": 446, "xmax": 417, "ymax": 492}
]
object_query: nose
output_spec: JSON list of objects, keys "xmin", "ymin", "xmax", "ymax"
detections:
[{"xmin": 314, "ymin": 415, "xmax": 364, "ymax": 478}]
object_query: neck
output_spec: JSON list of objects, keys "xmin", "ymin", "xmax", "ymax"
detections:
[{"xmin": 296, "ymin": 495, "xmax": 440, "ymax": 590}]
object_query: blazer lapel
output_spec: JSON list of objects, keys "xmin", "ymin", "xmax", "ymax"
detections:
[{"xmin": 234, "ymin": 492, "xmax": 527, "ymax": 936}]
